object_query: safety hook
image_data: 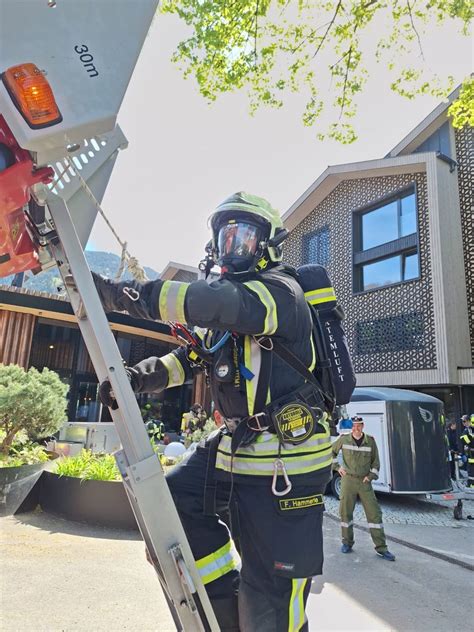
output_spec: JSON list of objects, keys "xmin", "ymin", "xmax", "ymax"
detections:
[
  {"xmin": 122, "ymin": 287, "xmax": 140, "ymax": 302},
  {"xmin": 272, "ymin": 458, "xmax": 292, "ymax": 497},
  {"xmin": 254, "ymin": 336, "xmax": 273, "ymax": 351}
]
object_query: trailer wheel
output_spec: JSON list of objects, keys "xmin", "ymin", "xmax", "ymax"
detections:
[
  {"xmin": 331, "ymin": 473, "xmax": 342, "ymax": 500},
  {"xmin": 453, "ymin": 500, "xmax": 463, "ymax": 521}
]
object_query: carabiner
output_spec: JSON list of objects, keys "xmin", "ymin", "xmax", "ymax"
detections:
[
  {"xmin": 122, "ymin": 287, "xmax": 140, "ymax": 302},
  {"xmin": 272, "ymin": 458, "xmax": 292, "ymax": 497},
  {"xmin": 254, "ymin": 336, "xmax": 273, "ymax": 351}
]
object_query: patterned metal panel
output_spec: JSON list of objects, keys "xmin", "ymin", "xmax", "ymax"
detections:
[
  {"xmin": 455, "ymin": 126, "xmax": 474, "ymax": 363},
  {"xmin": 356, "ymin": 312, "xmax": 424, "ymax": 355},
  {"xmin": 284, "ymin": 173, "xmax": 437, "ymax": 373}
]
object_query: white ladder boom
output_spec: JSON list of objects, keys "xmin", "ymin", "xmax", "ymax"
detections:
[{"xmin": 46, "ymin": 193, "xmax": 219, "ymax": 632}]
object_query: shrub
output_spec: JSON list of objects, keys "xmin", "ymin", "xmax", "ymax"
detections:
[
  {"xmin": 0, "ymin": 429, "xmax": 50, "ymax": 467},
  {"xmin": 55, "ymin": 450, "xmax": 121, "ymax": 481},
  {"xmin": 188, "ymin": 418, "xmax": 217, "ymax": 446},
  {"xmin": 0, "ymin": 364, "xmax": 68, "ymax": 455}
]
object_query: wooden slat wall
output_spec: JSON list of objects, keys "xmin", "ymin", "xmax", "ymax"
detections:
[{"xmin": 0, "ymin": 309, "xmax": 36, "ymax": 367}]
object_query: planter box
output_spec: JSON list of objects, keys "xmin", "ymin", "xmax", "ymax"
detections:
[
  {"xmin": 40, "ymin": 471, "xmax": 138, "ymax": 530},
  {"xmin": 0, "ymin": 458, "xmax": 54, "ymax": 517}
]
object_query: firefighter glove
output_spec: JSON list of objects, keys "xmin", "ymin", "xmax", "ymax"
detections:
[{"xmin": 99, "ymin": 368, "xmax": 137, "ymax": 409}]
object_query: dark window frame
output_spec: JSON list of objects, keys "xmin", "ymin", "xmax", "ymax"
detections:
[{"xmin": 352, "ymin": 184, "xmax": 421, "ymax": 293}]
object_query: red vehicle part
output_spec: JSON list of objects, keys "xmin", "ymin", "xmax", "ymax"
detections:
[{"xmin": 0, "ymin": 114, "xmax": 54, "ymax": 276}]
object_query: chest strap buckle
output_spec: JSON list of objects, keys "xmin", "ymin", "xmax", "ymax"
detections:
[{"xmin": 247, "ymin": 412, "xmax": 270, "ymax": 432}]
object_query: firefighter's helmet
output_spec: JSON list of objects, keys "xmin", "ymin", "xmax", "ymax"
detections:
[{"xmin": 209, "ymin": 192, "xmax": 287, "ymax": 273}]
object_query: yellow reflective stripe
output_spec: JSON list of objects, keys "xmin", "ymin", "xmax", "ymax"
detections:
[
  {"xmin": 244, "ymin": 335, "xmax": 261, "ymax": 415},
  {"xmin": 174, "ymin": 283, "xmax": 188, "ymax": 323},
  {"xmin": 158, "ymin": 280, "xmax": 189, "ymax": 322},
  {"xmin": 195, "ymin": 541, "xmax": 237, "ymax": 585},
  {"xmin": 244, "ymin": 280, "xmax": 278, "ymax": 334},
  {"xmin": 160, "ymin": 353, "xmax": 185, "ymax": 387},
  {"xmin": 218, "ymin": 433, "xmax": 330, "ymax": 457},
  {"xmin": 304, "ymin": 287, "xmax": 336, "ymax": 305},
  {"xmin": 215, "ymin": 449, "xmax": 332, "ymax": 476},
  {"xmin": 288, "ymin": 578, "xmax": 307, "ymax": 632},
  {"xmin": 193, "ymin": 327, "xmax": 206, "ymax": 340},
  {"xmin": 159, "ymin": 280, "xmax": 171, "ymax": 321},
  {"xmin": 309, "ymin": 335, "xmax": 316, "ymax": 372}
]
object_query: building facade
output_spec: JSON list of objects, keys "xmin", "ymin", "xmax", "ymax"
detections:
[
  {"xmin": 0, "ymin": 285, "xmax": 193, "ymax": 430},
  {"xmin": 283, "ymin": 90, "xmax": 473, "ymax": 419}
]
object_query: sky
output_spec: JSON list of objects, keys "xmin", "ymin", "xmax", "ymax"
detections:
[{"xmin": 88, "ymin": 10, "xmax": 472, "ymax": 274}]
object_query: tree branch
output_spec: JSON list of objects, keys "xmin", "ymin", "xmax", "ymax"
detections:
[
  {"xmin": 312, "ymin": 0, "xmax": 343, "ymax": 60},
  {"xmin": 406, "ymin": 0, "xmax": 425, "ymax": 60},
  {"xmin": 338, "ymin": 46, "xmax": 353, "ymax": 120},
  {"xmin": 254, "ymin": 0, "xmax": 259, "ymax": 67}
]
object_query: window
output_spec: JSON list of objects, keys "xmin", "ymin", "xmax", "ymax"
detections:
[
  {"xmin": 302, "ymin": 226, "xmax": 330, "ymax": 267},
  {"xmin": 353, "ymin": 186, "xmax": 419, "ymax": 292},
  {"xmin": 361, "ymin": 251, "xmax": 419, "ymax": 290}
]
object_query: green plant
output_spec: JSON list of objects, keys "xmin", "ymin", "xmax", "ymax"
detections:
[
  {"xmin": 54, "ymin": 450, "xmax": 121, "ymax": 482},
  {"xmin": 188, "ymin": 418, "xmax": 217, "ymax": 446},
  {"xmin": 0, "ymin": 364, "xmax": 68, "ymax": 455},
  {"xmin": 162, "ymin": 0, "xmax": 472, "ymax": 143},
  {"xmin": 0, "ymin": 430, "xmax": 49, "ymax": 467}
]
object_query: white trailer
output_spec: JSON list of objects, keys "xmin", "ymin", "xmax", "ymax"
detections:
[{"xmin": 329, "ymin": 387, "xmax": 451, "ymax": 498}]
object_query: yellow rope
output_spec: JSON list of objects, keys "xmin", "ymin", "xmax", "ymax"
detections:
[{"xmin": 55, "ymin": 158, "xmax": 149, "ymax": 282}]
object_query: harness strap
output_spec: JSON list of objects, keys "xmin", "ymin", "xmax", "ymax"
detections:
[
  {"xmin": 203, "ymin": 430, "xmax": 224, "ymax": 516},
  {"xmin": 253, "ymin": 341, "xmax": 273, "ymax": 415}
]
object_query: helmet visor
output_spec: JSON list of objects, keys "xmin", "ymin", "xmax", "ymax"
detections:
[{"xmin": 217, "ymin": 221, "xmax": 261, "ymax": 259}]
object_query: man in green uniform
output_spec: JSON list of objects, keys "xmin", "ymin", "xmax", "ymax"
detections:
[{"xmin": 332, "ymin": 416, "xmax": 396, "ymax": 561}]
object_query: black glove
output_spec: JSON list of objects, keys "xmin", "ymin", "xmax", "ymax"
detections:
[
  {"xmin": 91, "ymin": 271, "xmax": 124, "ymax": 313},
  {"xmin": 98, "ymin": 368, "xmax": 137, "ymax": 410}
]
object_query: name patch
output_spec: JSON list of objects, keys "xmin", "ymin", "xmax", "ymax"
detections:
[{"xmin": 279, "ymin": 494, "xmax": 324, "ymax": 511}]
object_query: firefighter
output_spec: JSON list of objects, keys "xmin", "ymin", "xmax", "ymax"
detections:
[
  {"xmin": 332, "ymin": 416, "xmax": 396, "ymax": 561},
  {"xmin": 459, "ymin": 414, "xmax": 474, "ymax": 489},
  {"xmin": 91, "ymin": 192, "xmax": 333, "ymax": 631}
]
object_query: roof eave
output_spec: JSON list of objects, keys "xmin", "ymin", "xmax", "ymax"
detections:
[
  {"xmin": 385, "ymin": 84, "xmax": 461, "ymax": 158},
  {"xmin": 283, "ymin": 153, "xmax": 433, "ymax": 232}
]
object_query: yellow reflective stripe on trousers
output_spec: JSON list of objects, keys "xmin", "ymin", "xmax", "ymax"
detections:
[
  {"xmin": 288, "ymin": 578, "xmax": 308, "ymax": 632},
  {"xmin": 195, "ymin": 540, "xmax": 237, "ymax": 585},
  {"xmin": 158, "ymin": 280, "xmax": 189, "ymax": 322},
  {"xmin": 243, "ymin": 280, "xmax": 278, "ymax": 334},
  {"xmin": 304, "ymin": 287, "xmax": 336, "ymax": 305},
  {"xmin": 160, "ymin": 353, "xmax": 185, "ymax": 387}
]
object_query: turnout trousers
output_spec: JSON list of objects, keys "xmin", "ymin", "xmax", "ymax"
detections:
[
  {"xmin": 166, "ymin": 439, "xmax": 326, "ymax": 632},
  {"xmin": 339, "ymin": 475, "xmax": 387, "ymax": 553}
]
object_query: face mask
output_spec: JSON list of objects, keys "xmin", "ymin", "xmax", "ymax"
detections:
[{"xmin": 217, "ymin": 221, "xmax": 261, "ymax": 260}]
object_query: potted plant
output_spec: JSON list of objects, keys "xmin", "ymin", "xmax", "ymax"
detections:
[
  {"xmin": 0, "ymin": 363, "xmax": 67, "ymax": 515},
  {"xmin": 40, "ymin": 449, "xmax": 138, "ymax": 529}
]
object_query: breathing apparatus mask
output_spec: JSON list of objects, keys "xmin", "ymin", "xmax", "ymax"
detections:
[{"xmin": 204, "ymin": 192, "xmax": 288, "ymax": 277}]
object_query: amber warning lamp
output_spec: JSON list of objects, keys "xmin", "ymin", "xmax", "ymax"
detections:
[{"xmin": 1, "ymin": 63, "xmax": 62, "ymax": 129}]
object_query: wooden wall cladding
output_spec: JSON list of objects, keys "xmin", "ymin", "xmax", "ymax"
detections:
[{"xmin": 0, "ymin": 309, "xmax": 36, "ymax": 367}]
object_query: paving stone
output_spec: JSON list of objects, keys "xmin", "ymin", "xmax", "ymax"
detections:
[{"xmin": 324, "ymin": 492, "xmax": 474, "ymax": 528}]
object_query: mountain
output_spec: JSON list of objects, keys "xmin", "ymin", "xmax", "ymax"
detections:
[{"xmin": 0, "ymin": 251, "xmax": 159, "ymax": 295}]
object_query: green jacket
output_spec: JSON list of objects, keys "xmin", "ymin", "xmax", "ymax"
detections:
[{"xmin": 332, "ymin": 433, "xmax": 380, "ymax": 481}]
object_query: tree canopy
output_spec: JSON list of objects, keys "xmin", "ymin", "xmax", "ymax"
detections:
[
  {"xmin": 0, "ymin": 364, "xmax": 67, "ymax": 454},
  {"xmin": 161, "ymin": 0, "xmax": 473, "ymax": 143}
]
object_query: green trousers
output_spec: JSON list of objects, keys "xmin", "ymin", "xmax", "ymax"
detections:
[{"xmin": 339, "ymin": 475, "xmax": 387, "ymax": 553}]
